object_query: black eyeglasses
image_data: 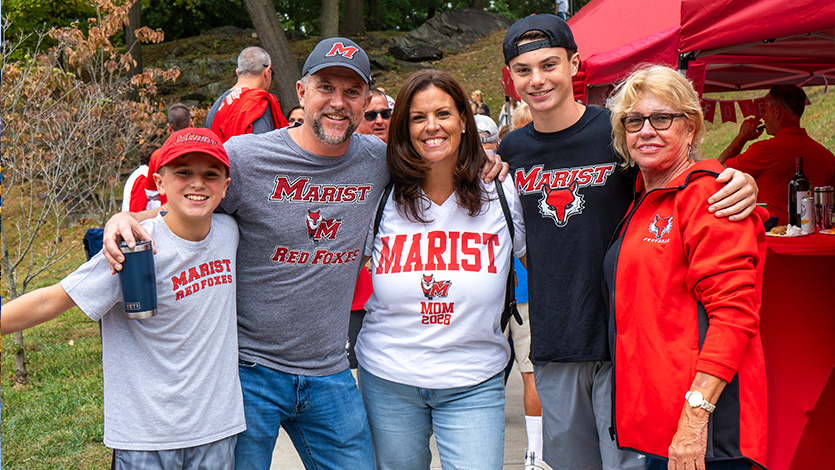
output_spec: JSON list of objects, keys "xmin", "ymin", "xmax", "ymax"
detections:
[
  {"xmin": 622, "ymin": 113, "xmax": 686, "ymax": 132},
  {"xmin": 364, "ymin": 109, "xmax": 392, "ymax": 121},
  {"xmin": 264, "ymin": 64, "xmax": 274, "ymax": 79}
]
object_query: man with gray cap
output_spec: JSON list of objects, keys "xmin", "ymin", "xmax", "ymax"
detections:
[
  {"xmin": 497, "ymin": 14, "xmax": 758, "ymax": 470},
  {"xmin": 101, "ymin": 36, "xmax": 507, "ymax": 470}
]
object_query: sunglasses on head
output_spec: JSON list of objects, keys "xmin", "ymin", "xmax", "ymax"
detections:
[{"xmin": 364, "ymin": 109, "xmax": 392, "ymax": 121}]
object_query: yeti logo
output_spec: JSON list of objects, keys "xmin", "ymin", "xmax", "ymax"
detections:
[
  {"xmin": 306, "ymin": 209, "xmax": 342, "ymax": 244},
  {"xmin": 538, "ymin": 181, "xmax": 585, "ymax": 227},
  {"xmin": 648, "ymin": 214, "xmax": 673, "ymax": 239},
  {"xmin": 421, "ymin": 274, "xmax": 451, "ymax": 300}
]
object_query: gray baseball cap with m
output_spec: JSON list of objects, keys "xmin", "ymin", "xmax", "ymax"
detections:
[{"xmin": 302, "ymin": 37, "xmax": 371, "ymax": 84}]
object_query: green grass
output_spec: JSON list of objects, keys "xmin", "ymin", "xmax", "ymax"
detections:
[{"xmin": 1, "ymin": 307, "xmax": 111, "ymax": 469}]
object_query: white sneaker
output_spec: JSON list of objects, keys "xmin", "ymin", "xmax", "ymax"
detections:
[{"xmin": 524, "ymin": 450, "xmax": 554, "ymax": 470}]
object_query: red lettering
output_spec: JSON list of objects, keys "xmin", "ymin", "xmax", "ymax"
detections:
[
  {"xmin": 552, "ymin": 170, "xmax": 570, "ymax": 187},
  {"xmin": 172, "ymin": 272, "xmax": 188, "ymax": 290},
  {"xmin": 483, "ymin": 233, "xmax": 499, "ymax": 274},
  {"xmin": 425, "ymin": 231, "xmax": 447, "ymax": 270},
  {"xmin": 298, "ymin": 252, "xmax": 310, "ymax": 264},
  {"xmin": 377, "ymin": 235, "xmax": 407, "ymax": 274},
  {"xmin": 199, "ymin": 263, "xmax": 211, "ymax": 277},
  {"xmin": 593, "ymin": 164, "xmax": 615, "ymax": 185},
  {"xmin": 321, "ymin": 186, "xmax": 337, "ymax": 202},
  {"xmin": 272, "ymin": 246, "xmax": 288, "ymax": 262},
  {"xmin": 187, "ymin": 267, "xmax": 200, "ymax": 283},
  {"xmin": 515, "ymin": 166, "xmax": 541, "ymax": 193},
  {"xmin": 270, "ymin": 176, "xmax": 308, "ymax": 201},
  {"xmin": 447, "ymin": 231, "xmax": 460, "ymax": 270},
  {"xmin": 403, "ymin": 233, "xmax": 423, "ymax": 272},
  {"xmin": 461, "ymin": 233, "xmax": 481, "ymax": 272},
  {"xmin": 176, "ymin": 290, "xmax": 184, "ymax": 300}
]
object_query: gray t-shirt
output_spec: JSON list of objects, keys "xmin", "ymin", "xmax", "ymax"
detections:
[
  {"xmin": 221, "ymin": 129, "xmax": 390, "ymax": 376},
  {"xmin": 205, "ymin": 88, "xmax": 274, "ymax": 135},
  {"xmin": 61, "ymin": 213, "xmax": 244, "ymax": 451}
]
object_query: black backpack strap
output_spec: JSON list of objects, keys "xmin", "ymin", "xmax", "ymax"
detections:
[
  {"xmin": 374, "ymin": 182, "xmax": 395, "ymax": 238},
  {"xmin": 495, "ymin": 180, "xmax": 522, "ymax": 331}
]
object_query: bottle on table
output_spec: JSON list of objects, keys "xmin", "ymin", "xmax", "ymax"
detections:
[{"xmin": 788, "ymin": 156, "xmax": 811, "ymax": 228}]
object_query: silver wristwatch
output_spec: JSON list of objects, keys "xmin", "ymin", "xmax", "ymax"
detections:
[{"xmin": 685, "ymin": 391, "xmax": 716, "ymax": 413}]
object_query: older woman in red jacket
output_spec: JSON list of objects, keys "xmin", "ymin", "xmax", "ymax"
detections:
[{"xmin": 604, "ymin": 65, "xmax": 768, "ymax": 470}]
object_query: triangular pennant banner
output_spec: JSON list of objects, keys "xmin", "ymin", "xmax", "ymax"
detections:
[
  {"xmin": 719, "ymin": 101, "xmax": 737, "ymax": 123},
  {"xmin": 701, "ymin": 100, "xmax": 716, "ymax": 123},
  {"xmin": 738, "ymin": 99, "xmax": 757, "ymax": 118}
]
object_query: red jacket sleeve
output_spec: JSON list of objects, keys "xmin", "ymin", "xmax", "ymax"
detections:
[{"xmin": 678, "ymin": 179, "xmax": 768, "ymax": 382}]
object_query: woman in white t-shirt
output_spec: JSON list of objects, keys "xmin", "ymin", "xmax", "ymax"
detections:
[{"xmin": 356, "ymin": 69, "xmax": 526, "ymax": 470}]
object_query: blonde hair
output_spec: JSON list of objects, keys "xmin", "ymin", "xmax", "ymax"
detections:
[
  {"xmin": 511, "ymin": 103, "xmax": 532, "ymax": 129},
  {"xmin": 471, "ymin": 90, "xmax": 484, "ymax": 105},
  {"xmin": 608, "ymin": 65, "xmax": 705, "ymax": 168}
]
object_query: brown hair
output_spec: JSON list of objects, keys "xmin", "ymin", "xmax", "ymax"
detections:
[{"xmin": 387, "ymin": 69, "xmax": 487, "ymax": 223}]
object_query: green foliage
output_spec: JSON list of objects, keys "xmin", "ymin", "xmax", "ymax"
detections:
[
  {"xmin": 3, "ymin": 0, "xmax": 96, "ymax": 59},
  {"xmin": 141, "ymin": 0, "xmax": 252, "ymax": 41}
]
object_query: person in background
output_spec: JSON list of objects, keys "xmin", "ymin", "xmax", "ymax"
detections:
[
  {"xmin": 286, "ymin": 105, "xmax": 305, "ymax": 127},
  {"xmin": 474, "ymin": 114, "xmax": 499, "ymax": 152},
  {"xmin": 356, "ymin": 69, "xmax": 526, "ymax": 470},
  {"xmin": 606, "ymin": 64, "xmax": 768, "ymax": 470},
  {"xmin": 205, "ymin": 46, "xmax": 289, "ymax": 142},
  {"xmin": 377, "ymin": 87, "xmax": 396, "ymax": 109},
  {"xmin": 143, "ymin": 103, "xmax": 194, "ymax": 211},
  {"xmin": 3, "ymin": 128, "xmax": 243, "ymax": 470},
  {"xmin": 356, "ymin": 89, "xmax": 392, "ymax": 142},
  {"xmin": 122, "ymin": 142, "xmax": 158, "ymax": 212},
  {"xmin": 555, "ymin": 0, "xmax": 569, "ymax": 20},
  {"xmin": 717, "ymin": 85, "xmax": 835, "ymax": 224},
  {"xmin": 498, "ymin": 15, "xmax": 759, "ymax": 470},
  {"xmin": 498, "ymin": 97, "xmax": 521, "ymax": 130},
  {"xmin": 471, "ymin": 89, "xmax": 490, "ymax": 116}
]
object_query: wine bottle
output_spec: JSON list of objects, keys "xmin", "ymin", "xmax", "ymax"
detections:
[{"xmin": 788, "ymin": 157, "xmax": 811, "ymax": 227}]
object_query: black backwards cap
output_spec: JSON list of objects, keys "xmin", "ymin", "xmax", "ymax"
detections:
[
  {"xmin": 302, "ymin": 37, "xmax": 371, "ymax": 84},
  {"xmin": 502, "ymin": 14, "xmax": 578, "ymax": 65}
]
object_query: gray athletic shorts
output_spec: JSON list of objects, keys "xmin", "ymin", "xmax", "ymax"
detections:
[
  {"xmin": 534, "ymin": 361, "xmax": 644, "ymax": 470},
  {"xmin": 111, "ymin": 435, "xmax": 236, "ymax": 470}
]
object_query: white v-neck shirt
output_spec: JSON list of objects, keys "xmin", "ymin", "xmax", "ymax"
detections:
[{"xmin": 357, "ymin": 178, "xmax": 526, "ymax": 388}]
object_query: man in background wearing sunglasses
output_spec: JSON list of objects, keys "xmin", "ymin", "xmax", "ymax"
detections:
[
  {"xmin": 356, "ymin": 89, "xmax": 392, "ymax": 143},
  {"xmin": 206, "ymin": 46, "xmax": 289, "ymax": 142}
]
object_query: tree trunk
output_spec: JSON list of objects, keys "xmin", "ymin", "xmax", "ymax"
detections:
[
  {"xmin": 340, "ymin": 0, "xmax": 364, "ymax": 36},
  {"xmin": 368, "ymin": 0, "xmax": 381, "ymax": 31},
  {"xmin": 125, "ymin": 0, "xmax": 142, "ymax": 76},
  {"xmin": 320, "ymin": 0, "xmax": 340, "ymax": 40},
  {"xmin": 471, "ymin": 0, "xmax": 486, "ymax": 10},
  {"xmin": 13, "ymin": 332, "xmax": 28, "ymax": 385},
  {"xmin": 242, "ymin": 0, "xmax": 301, "ymax": 111}
]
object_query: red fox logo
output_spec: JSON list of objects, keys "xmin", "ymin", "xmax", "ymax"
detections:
[
  {"xmin": 648, "ymin": 214, "xmax": 673, "ymax": 239},
  {"xmin": 421, "ymin": 274, "xmax": 451, "ymax": 300},
  {"xmin": 325, "ymin": 42, "xmax": 359, "ymax": 59},
  {"xmin": 538, "ymin": 181, "xmax": 585, "ymax": 227},
  {"xmin": 306, "ymin": 209, "xmax": 342, "ymax": 244}
]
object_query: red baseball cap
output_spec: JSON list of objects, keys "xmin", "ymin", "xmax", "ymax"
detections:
[{"xmin": 157, "ymin": 128, "xmax": 230, "ymax": 174}]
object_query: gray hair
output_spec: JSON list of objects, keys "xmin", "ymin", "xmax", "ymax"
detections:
[{"xmin": 237, "ymin": 46, "xmax": 271, "ymax": 77}]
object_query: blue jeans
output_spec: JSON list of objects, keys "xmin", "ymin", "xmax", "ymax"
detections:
[
  {"xmin": 235, "ymin": 361, "xmax": 374, "ymax": 470},
  {"xmin": 646, "ymin": 456, "xmax": 755, "ymax": 470},
  {"xmin": 358, "ymin": 366, "xmax": 505, "ymax": 470}
]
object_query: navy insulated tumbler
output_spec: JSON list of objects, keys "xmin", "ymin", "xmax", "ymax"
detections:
[{"xmin": 118, "ymin": 240, "xmax": 158, "ymax": 319}]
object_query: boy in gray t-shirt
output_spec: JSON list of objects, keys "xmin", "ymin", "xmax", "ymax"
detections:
[{"xmin": 1, "ymin": 128, "xmax": 244, "ymax": 470}]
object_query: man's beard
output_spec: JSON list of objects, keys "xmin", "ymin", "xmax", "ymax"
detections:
[{"xmin": 308, "ymin": 109, "xmax": 359, "ymax": 146}]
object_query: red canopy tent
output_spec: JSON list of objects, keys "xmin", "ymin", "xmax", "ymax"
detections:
[{"xmin": 568, "ymin": 0, "xmax": 835, "ymax": 104}]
